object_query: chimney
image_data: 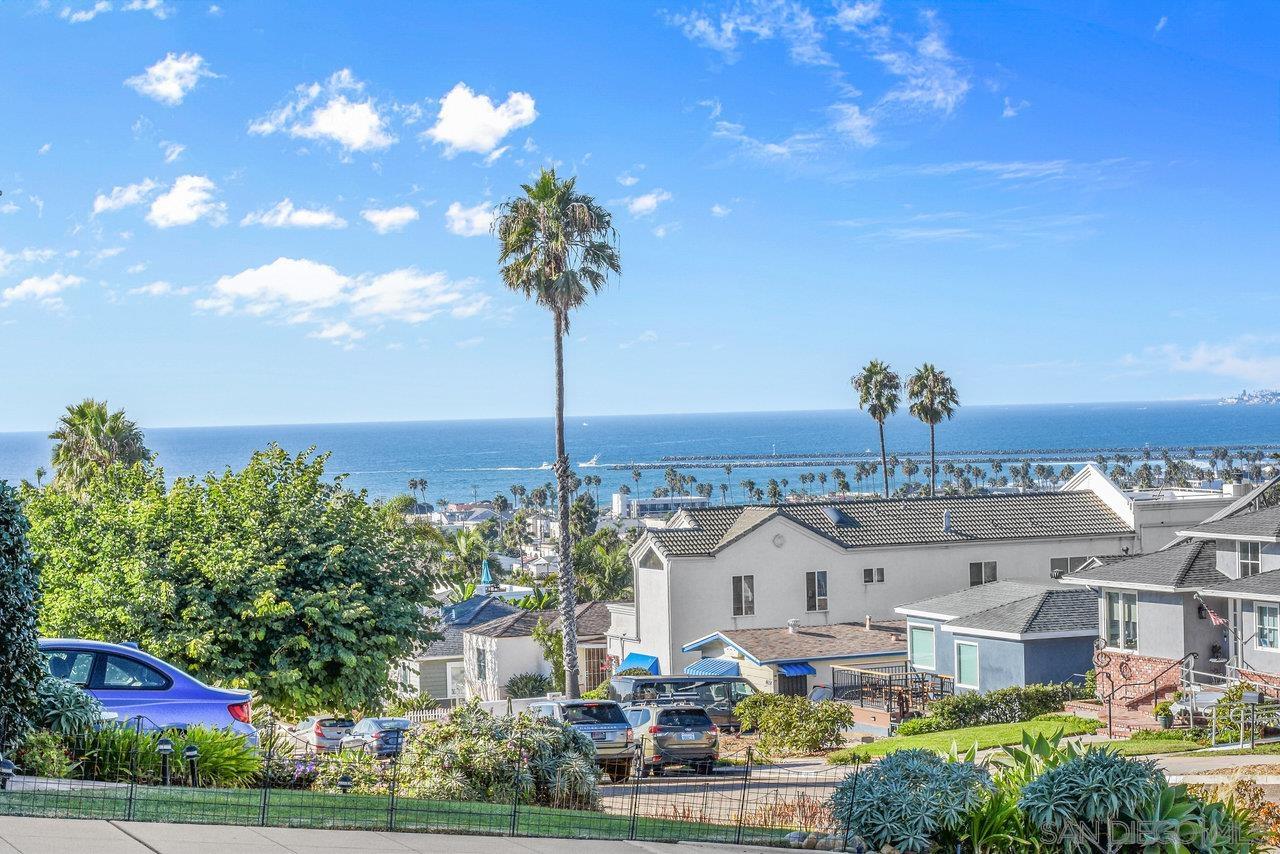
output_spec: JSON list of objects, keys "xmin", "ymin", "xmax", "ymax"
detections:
[
  {"xmin": 864, "ymin": 614, "xmax": 871, "ymax": 631},
  {"xmin": 787, "ymin": 618, "xmax": 800, "ymax": 634},
  {"xmin": 942, "ymin": 509, "xmax": 952, "ymax": 533}
]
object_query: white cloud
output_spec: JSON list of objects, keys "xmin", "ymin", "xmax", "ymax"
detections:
[
  {"xmin": 92, "ymin": 178, "xmax": 160, "ymax": 215},
  {"xmin": 161, "ymin": 141, "xmax": 185, "ymax": 162},
  {"xmin": 830, "ymin": 103, "xmax": 877, "ymax": 147},
  {"xmin": 1147, "ymin": 338, "xmax": 1280, "ymax": 386},
  {"xmin": 125, "ymin": 53, "xmax": 215, "ymax": 106},
  {"xmin": 60, "ymin": 1, "xmax": 111, "ymax": 23},
  {"xmin": 0, "ymin": 203, "xmax": 18, "ymax": 215},
  {"xmin": 240, "ymin": 199, "xmax": 347, "ymax": 229},
  {"xmin": 667, "ymin": 2, "xmax": 833, "ymax": 67},
  {"xmin": 122, "ymin": 0, "xmax": 172, "ymax": 18},
  {"xmin": 208, "ymin": 4, "xmax": 222, "ymax": 14},
  {"xmin": 126, "ymin": 262, "xmax": 148, "ymax": 274},
  {"xmin": 250, "ymin": 69, "xmax": 396, "ymax": 154},
  {"xmin": 712, "ymin": 120, "xmax": 820, "ymax": 160},
  {"xmin": 624, "ymin": 189, "xmax": 672, "ymax": 217},
  {"xmin": 619, "ymin": 330, "xmax": 659, "ymax": 349},
  {"xmin": 444, "ymin": 201, "xmax": 495, "ymax": 237},
  {"xmin": 0, "ymin": 247, "xmax": 57, "ymax": 275},
  {"xmin": 146, "ymin": 175, "xmax": 226, "ymax": 228},
  {"xmin": 697, "ymin": 98, "xmax": 723, "ymax": 119},
  {"xmin": 482, "ymin": 145, "xmax": 510, "ymax": 165},
  {"xmin": 424, "ymin": 82, "xmax": 537, "ymax": 157},
  {"xmin": 710, "ymin": 203, "xmax": 731, "ymax": 217},
  {"xmin": 456, "ymin": 336, "xmax": 485, "ymax": 349},
  {"xmin": 1002, "ymin": 97, "xmax": 1030, "ymax": 119},
  {"xmin": 1, "ymin": 273, "xmax": 83, "ymax": 309},
  {"xmin": 37, "ymin": 143, "xmax": 52, "ymax": 155},
  {"xmin": 310, "ymin": 321, "xmax": 364, "ymax": 344},
  {"xmin": 361, "ymin": 205, "xmax": 418, "ymax": 234},
  {"xmin": 350, "ymin": 268, "xmax": 487, "ymax": 323},
  {"xmin": 835, "ymin": 3, "xmax": 969, "ymax": 115},
  {"xmin": 1155, "ymin": 16, "xmax": 1168, "ymax": 33},
  {"xmin": 94, "ymin": 246, "xmax": 125, "ymax": 261},
  {"xmin": 128, "ymin": 280, "xmax": 190, "ymax": 297},
  {"xmin": 616, "ymin": 171, "xmax": 640, "ymax": 187},
  {"xmin": 197, "ymin": 257, "xmax": 349, "ymax": 315},
  {"xmin": 652, "ymin": 223, "xmax": 678, "ymax": 238}
]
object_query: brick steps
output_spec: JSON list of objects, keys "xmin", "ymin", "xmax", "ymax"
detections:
[{"xmin": 1064, "ymin": 699, "xmax": 1164, "ymax": 735}]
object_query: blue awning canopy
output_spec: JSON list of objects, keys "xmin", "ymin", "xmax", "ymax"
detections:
[
  {"xmin": 617, "ymin": 652, "xmax": 661, "ymax": 674},
  {"xmin": 777, "ymin": 661, "xmax": 817, "ymax": 677},
  {"xmin": 684, "ymin": 658, "xmax": 740, "ymax": 677}
]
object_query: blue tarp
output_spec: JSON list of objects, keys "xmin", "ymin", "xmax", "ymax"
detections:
[
  {"xmin": 683, "ymin": 658, "xmax": 741, "ymax": 676},
  {"xmin": 777, "ymin": 661, "xmax": 817, "ymax": 677},
  {"xmin": 617, "ymin": 652, "xmax": 661, "ymax": 674}
]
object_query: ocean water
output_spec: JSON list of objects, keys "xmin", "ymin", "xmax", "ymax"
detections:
[{"xmin": 2, "ymin": 401, "xmax": 1278, "ymax": 502}]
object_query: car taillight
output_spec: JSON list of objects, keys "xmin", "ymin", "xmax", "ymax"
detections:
[
  {"xmin": 707, "ymin": 727, "xmax": 719, "ymax": 737},
  {"xmin": 625, "ymin": 728, "xmax": 633, "ymax": 742},
  {"xmin": 227, "ymin": 701, "xmax": 251, "ymax": 724},
  {"xmin": 648, "ymin": 726, "xmax": 660, "ymax": 734},
  {"xmin": 314, "ymin": 722, "xmax": 324, "ymax": 736}
]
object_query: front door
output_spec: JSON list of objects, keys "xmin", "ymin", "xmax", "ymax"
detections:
[{"xmin": 777, "ymin": 674, "xmax": 808, "ymax": 696}]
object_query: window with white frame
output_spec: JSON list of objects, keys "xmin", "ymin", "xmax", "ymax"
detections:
[
  {"xmin": 863, "ymin": 567, "xmax": 885, "ymax": 584},
  {"xmin": 955, "ymin": 641, "xmax": 980, "ymax": 690},
  {"xmin": 969, "ymin": 561, "xmax": 997, "ymax": 586},
  {"xmin": 1240, "ymin": 542, "xmax": 1262, "ymax": 578},
  {"xmin": 1257, "ymin": 603, "xmax": 1279, "ymax": 650},
  {"xmin": 1105, "ymin": 591, "xmax": 1138, "ymax": 650},
  {"xmin": 908, "ymin": 624, "xmax": 936, "ymax": 670},
  {"xmin": 732, "ymin": 575, "xmax": 755, "ymax": 616},
  {"xmin": 806, "ymin": 571, "xmax": 828, "ymax": 611},
  {"xmin": 1050, "ymin": 556, "xmax": 1091, "ymax": 577}
]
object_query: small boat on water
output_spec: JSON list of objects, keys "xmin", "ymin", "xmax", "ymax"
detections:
[{"xmin": 578, "ymin": 454, "xmax": 601, "ymax": 468}]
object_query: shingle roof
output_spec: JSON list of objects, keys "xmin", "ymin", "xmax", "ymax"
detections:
[
  {"xmin": 1199, "ymin": 570, "xmax": 1280, "ymax": 599},
  {"xmin": 943, "ymin": 588, "xmax": 1098, "ymax": 635},
  {"xmin": 1180, "ymin": 504, "xmax": 1280, "ymax": 541},
  {"xmin": 420, "ymin": 595, "xmax": 520, "ymax": 657},
  {"xmin": 898, "ymin": 581, "xmax": 1062, "ymax": 620},
  {"xmin": 464, "ymin": 601, "xmax": 615, "ymax": 640},
  {"xmin": 645, "ymin": 491, "xmax": 1133, "ymax": 557},
  {"xmin": 708, "ymin": 620, "xmax": 907, "ymax": 663},
  {"xmin": 1063, "ymin": 540, "xmax": 1225, "ymax": 590}
]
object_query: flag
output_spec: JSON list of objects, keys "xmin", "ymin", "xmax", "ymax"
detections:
[{"xmin": 1205, "ymin": 603, "xmax": 1228, "ymax": 627}]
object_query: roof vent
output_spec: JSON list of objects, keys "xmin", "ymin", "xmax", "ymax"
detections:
[
  {"xmin": 787, "ymin": 618, "xmax": 800, "ymax": 634},
  {"xmin": 942, "ymin": 509, "xmax": 952, "ymax": 533}
]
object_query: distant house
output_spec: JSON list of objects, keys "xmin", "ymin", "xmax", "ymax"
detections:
[
  {"xmin": 611, "ymin": 493, "xmax": 711, "ymax": 519},
  {"xmin": 680, "ymin": 619, "xmax": 907, "ymax": 696},
  {"xmin": 413, "ymin": 594, "xmax": 520, "ymax": 701},
  {"xmin": 896, "ymin": 582, "xmax": 1098, "ymax": 693},
  {"xmin": 463, "ymin": 602, "xmax": 614, "ymax": 700}
]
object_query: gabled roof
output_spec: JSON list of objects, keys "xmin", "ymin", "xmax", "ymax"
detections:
[
  {"xmin": 1164, "ymin": 475, "xmax": 1280, "ymax": 548},
  {"xmin": 1199, "ymin": 570, "xmax": 1280, "ymax": 601},
  {"xmin": 1061, "ymin": 540, "xmax": 1225, "ymax": 591},
  {"xmin": 1178, "ymin": 504, "xmax": 1280, "ymax": 542},
  {"xmin": 643, "ymin": 491, "xmax": 1133, "ymax": 557},
  {"xmin": 897, "ymin": 581, "xmax": 1097, "ymax": 639},
  {"xmin": 683, "ymin": 620, "xmax": 907, "ymax": 665},
  {"xmin": 420, "ymin": 595, "xmax": 521, "ymax": 658},
  {"xmin": 464, "ymin": 601, "xmax": 615, "ymax": 640}
]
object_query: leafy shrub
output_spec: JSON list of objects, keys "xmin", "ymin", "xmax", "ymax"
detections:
[
  {"xmin": 1018, "ymin": 750, "xmax": 1165, "ymax": 844},
  {"xmin": 1130, "ymin": 727, "xmax": 1208, "ymax": 744},
  {"xmin": 735, "ymin": 694, "xmax": 853, "ymax": 755},
  {"xmin": 927, "ymin": 683, "xmax": 1084, "ymax": 729},
  {"xmin": 385, "ymin": 693, "xmax": 438, "ymax": 716},
  {"xmin": 397, "ymin": 701, "xmax": 601, "ymax": 809},
  {"xmin": 505, "ymin": 672, "xmax": 554, "ymax": 699},
  {"xmin": 67, "ymin": 723, "xmax": 262, "ymax": 787},
  {"xmin": 830, "ymin": 749, "xmax": 991, "ymax": 852},
  {"xmin": 36, "ymin": 676, "xmax": 103, "ymax": 735},
  {"xmin": 0, "ymin": 481, "xmax": 43, "ymax": 753},
  {"xmin": 893, "ymin": 715, "xmax": 951, "ymax": 736},
  {"xmin": 988, "ymin": 726, "xmax": 1086, "ymax": 791},
  {"xmin": 315, "ymin": 748, "xmax": 390, "ymax": 794},
  {"xmin": 16, "ymin": 730, "xmax": 74, "ymax": 778}
]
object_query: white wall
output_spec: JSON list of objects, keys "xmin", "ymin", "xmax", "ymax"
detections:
[{"xmin": 462, "ymin": 632, "xmax": 550, "ymax": 701}]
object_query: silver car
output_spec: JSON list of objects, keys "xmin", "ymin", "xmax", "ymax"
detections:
[
  {"xmin": 527, "ymin": 699, "xmax": 635, "ymax": 780},
  {"xmin": 290, "ymin": 715, "xmax": 354, "ymax": 754}
]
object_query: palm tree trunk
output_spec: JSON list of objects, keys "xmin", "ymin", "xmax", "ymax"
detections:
[
  {"xmin": 878, "ymin": 420, "xmax": 889, "ymax": 498},
  {"xmin": 929, "ymin": 423, "xmax": 937, "ymax": 498},
  {"xmin": 552, "ymin": 310, "xmax": 581, "ymax": 697}
]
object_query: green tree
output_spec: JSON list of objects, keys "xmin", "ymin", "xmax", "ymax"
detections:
[
  {"xmin": 0, "ymin": 480, "xmax": 43, "ymax": 752},
  {"xmin": 907, "ymin": 364, "xmax": 960, "ymax": 497},
  {"xmin": 852, "ymin": 360, "xmax": 902, "ymax": 498},
  {"xmin": 24, "ymin": 446, "xmax": 440, "ymax": 719},
  {"xmin": 48, "ymin": 398, "xmax": 152, "ymax": 491},
  {"xmin": 496, "ymin": 168, "xmax": 620, "ymax": 698},
  {"xmin": 570, "ymin": 493, "xmax": 598, "ymax": 539},
  {"xmin": 572, "ymin": 528, "xmax": 632, "ymax": 601}
]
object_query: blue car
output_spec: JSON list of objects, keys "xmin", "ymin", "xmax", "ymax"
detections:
[{"xmin": 39, "ymin": 639, "xmax": 258, "ymax": 743}]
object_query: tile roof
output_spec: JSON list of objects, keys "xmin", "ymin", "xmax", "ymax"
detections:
[
  {"xmin": 898, "ymin": 581, "xmax": 1064, "ymax": 619},
  {"xmin": 1064, "ymin": 540, "xmax": 1225, "ymax": 590},
  {"xmin": 709, "ymin": 620, "xmax": 907, "ymax": 663},
  {"xmin": 1180, "ymin": 504, "xmax": 1280, "ymax": 541},
  {"xmin": 943, "ymin": 588, "xmax": 1098, "ymax": 635},
  {"xmin": 645, "ymin": 491, "xmax": 1133, "ymax": 557},
  {"xmin": 1199, "ymin": 570, "xmax": 1280, "ymax": 599}
]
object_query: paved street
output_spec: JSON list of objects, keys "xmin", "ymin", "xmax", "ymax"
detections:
[{"xmin": 0, "ymin": 817, "xmax": 771, "ymax": 854}]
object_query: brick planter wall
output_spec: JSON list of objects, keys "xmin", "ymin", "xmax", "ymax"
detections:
[
  {"xmin": 1234, "ymin": 668, "xmax": 1280, "ymax": 698},
  {"xmin": 1093, "ymin": 650, "xmax": 1182, "ymax": 712}
]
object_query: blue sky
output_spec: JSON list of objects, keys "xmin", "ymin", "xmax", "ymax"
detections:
[{"xmin": 1, "ymin": 0, "xmax": 1277, "ymax": 431}]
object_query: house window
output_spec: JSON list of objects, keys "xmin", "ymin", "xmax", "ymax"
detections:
[
  {"xmin": 908, "ymin": 624, "xmax": 936, "ymax": 670},
  {"xmin": 863, "ymin": 567, "xmax": 885, "ymax": 584},
  {"xmin": 1105, "ymin": 591, "xmax": 1138, "ymax": 651},
  {"xmin": 732, "ymin": 575, "xmax": 755, "ymax": 616},
  {"xmin": 1240, "ymin": 542, "xmax": 1262, "ymax": 578},
  {"xmin": 475, "ymin": 647, "xmax": 487, "ymax": 681},
  {"xmin": 806, "ymin": 571, "xmax": 828, "ymax": 612},
  {"xmin": 969, "ymin": 561, "xmax": 997, "ymax": 586},
  {"xmin": 1050, "ymin": 556, "xmax": 1091, "ymax": 578},
  {"xmin": 1258, "ymin": 604, "xmax": 1279, "ymax": 650},
  {"xmin": 955, "ymin": 641, "xmax": 980, "ymax": 690}
]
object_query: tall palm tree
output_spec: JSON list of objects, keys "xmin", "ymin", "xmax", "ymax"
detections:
[
  {"xmin": 49, "ymin": 398, "xmax": 152, "ymax": 490},
  {"xmin": 852, "ymin": 360, "xmax": 901, "ymax": 498},
  {"xmin": 906, "ymin": 364, "xmax": 960, "ymax": 497},
  {"xmin": 495, "ymin": 168, "xmax": 620, "ymax": 698}
]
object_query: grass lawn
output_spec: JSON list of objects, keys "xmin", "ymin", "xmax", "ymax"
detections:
[
  {"xmin": 1096, "ymin": 739, "xmax": 1202, "ymax": 756},
  {"xmin": 828, "ymin": 715, "xmax": 1102, "ymax": 764}
]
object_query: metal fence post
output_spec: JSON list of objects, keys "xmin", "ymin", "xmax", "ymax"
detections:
[
  {"xmin": 627, "ymin": 749, "xmax": 643, "ymax": 841},
  {"xmin": 841, "ymin": 757, "xmax": 861, "ymax": 851},
  {"xmin": 259, "ymin": 715, "xmax": 274, "ymax": 827},
  {"xmin": 508, "ymin": 751, "xmax": 522, "ymax": 837},
  {"xmin": 387, "ymin": 755, "xmax": 399, "ymax": 832},
  {"xmin": 734, "ymin": 747, "xmax": 753, "ymax": 846},
  {"xmin": 125, "ymin": 715, "xmax": 141, "ymax": 821}
]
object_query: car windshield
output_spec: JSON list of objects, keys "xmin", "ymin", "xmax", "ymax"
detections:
[
  {"xmin": 628, "ymin": 680, "xmax": 754, "ymax": 708},
  {"xmin": 319, "ymin": 719, "xmax": 353, "ymax": 728},
  {"xmin": 657, "ymin": 709, "xmax": 713, "ymax": 727},
  {"xmin": 369, "ymin": 718, "xmax": 410, "ymax": 730},
  {"xmin": 562, "ymin": 703, "xmax": 627, "ymax": 725}
]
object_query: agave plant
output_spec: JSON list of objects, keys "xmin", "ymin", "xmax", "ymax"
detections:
[
  {"xmin": 35, "ymin": 676, "xmax": 103, "ymax": 735},
  {"xmin": 1018, "ymin": 750, "xmax": 1165, "ymax": 847},
  {"xmin": 989, "ymin": 727, "xmax": 1088, "ymax": 791}
]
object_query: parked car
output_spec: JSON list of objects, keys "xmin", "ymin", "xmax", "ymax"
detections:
[
  {"xmin": 38, "ymin": 638, "xmax": 257, "ymax": 743},
  {"xmin": 624, "ymin": 704, "xmax": 719, "ymax": 775},
  {"xmin": 526, "ymin": 699, "xmax": 634, "ymax": 780},
  {"xmin": 339, "ymin": 717, "xmax": 412, "ymax": 756},
  {"xmin": 290, "ymin": 715, "xmax": 355, "ymax": 753},
  {"xmin": 607, "ymin": 675, "xmax": 757, "ymax": 730}
]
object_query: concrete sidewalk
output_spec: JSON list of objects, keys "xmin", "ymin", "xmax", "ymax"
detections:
[{"xmin": 0, "ymin": 817, "xmax": 768, "ymax": 854}]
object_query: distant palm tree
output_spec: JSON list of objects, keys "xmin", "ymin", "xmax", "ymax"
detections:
[
  {"xmin": 495, "ymin": 167, "xmax": 620, "ymax": 698},
  {"xmin": 719, "ymin": 483, "xmax": 729, "ymax": 503},
  {"xmin": 852, "ymin": 360, "xmax": 901, "ymax": 498},
  {"xmin": 907, "ymin": 364, "xmax": 960, "ymax": 497},
  {"xmin": 49, "ymin": 398, "xmax": 152, "ymax": 490},
  {"xmin": 34, "ymin": 466, "xmax": 46, "ymax": 487}
]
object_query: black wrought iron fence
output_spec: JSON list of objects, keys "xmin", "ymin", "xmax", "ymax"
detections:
[{"xmin": 0, "ymin": 716, "xmax": 860, "ymax": 850}]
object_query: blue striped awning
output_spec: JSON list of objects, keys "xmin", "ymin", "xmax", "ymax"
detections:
[
  {"xmin": 777, "ymin": 661, "xmax": 817, "ymax": 677},
  {"xmin": 617, "ymin": 652, "xmax": 661, "ymax": 674},
  {"xmin": 684, "ymin": 658, "xmax": 740, "ymax": 677}
]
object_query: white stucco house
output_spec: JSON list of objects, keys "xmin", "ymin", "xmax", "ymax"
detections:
[
  {"xmin": 462, "ymin": 602, "xmax": 614, "ymax": 700},
  {"xmin": 610, "ymin": 468, "xmax": 1233, "ymax": 676}
]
